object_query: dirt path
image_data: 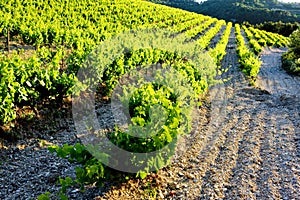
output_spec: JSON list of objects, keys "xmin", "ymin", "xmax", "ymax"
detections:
[{"xmin": 257, "ymin": 47, "xmax": 300, "ymax": 96}]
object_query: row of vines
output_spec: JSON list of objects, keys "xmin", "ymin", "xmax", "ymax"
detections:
[
  {"xmin": 0, "ymin": 0, "xmax": 239, "ymax": 126},
  {"xmin": 0, "ymin": 0, "xmax": 201, "ymax": 125},
  {"xmin": 234, "ymin": 23, "xmax": 290, "ymax": 83}
]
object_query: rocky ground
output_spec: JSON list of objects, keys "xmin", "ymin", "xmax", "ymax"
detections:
[{"xmin": 0, "ymin": 28, "xmax": 299, "ymax": 199}]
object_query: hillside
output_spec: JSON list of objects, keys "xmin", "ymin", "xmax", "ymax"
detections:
[
  {"xmin": 146, "ymin": 0, "xmax": 203, "ymax": 13},
  {"xmin": 0, "ymin": 0, "xmax": 299, "ymax": 199},
  {"xmin": 198, "ymin": 0, "xmax": 300, "ymax": 24},
  {"xmin": 148, "ymin": 0, "xmax": 300, "ymax": 24}
]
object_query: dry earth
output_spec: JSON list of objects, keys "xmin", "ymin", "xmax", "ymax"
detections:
[{"xmin": 0, "ymin": 28, "xmax": 299, "ymax": 199}]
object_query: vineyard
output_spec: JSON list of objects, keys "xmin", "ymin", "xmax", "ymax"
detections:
[{"xmin": 0, "ymin": 0, "xmax": 299, "ymax": 199}]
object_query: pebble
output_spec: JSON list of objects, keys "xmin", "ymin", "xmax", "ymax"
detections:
[
  {"xmin": 187, "ymin": 173, "xmax": 195, "ymax": 179},
  {"xmin": 178, "ymin": 172, "xmax": 184, "ymax": 177}
]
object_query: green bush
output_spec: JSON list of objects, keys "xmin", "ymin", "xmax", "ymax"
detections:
[
  {"xmin": 235, "ymin": 24, "xmax": 262, "ymax": 82},
  {"xmin": 111, "ymin": 83, "xmax": 182, "ymax": 152},
  {"xmin": 282, "ymin": 29, "xmax": 300, "ymax": 76},
  {"xmin": 288, "ymin": 29, "xmax": 300, "ymax": 57},
  {"xmin": 101, "ymin": 48, "xmax": 208, "ymax": 98},
  {"xmin": 258, "ymin": 38, "xmax": 267, "ymax": 46},
  {"xmin": 48, "ymin": 68, "xmax": 196, "ymax": 189},
  {"xmin": 0, "ymin": 48, "xmax": 75, "ymax": 125},
  {"xmin": 282, "ymin": 53, "xmax": 300, "ymax": 76}
]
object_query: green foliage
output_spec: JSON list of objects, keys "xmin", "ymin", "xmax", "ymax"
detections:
[
  {"xmin": 184, "ymin": 18, "xmax": 217, "ymax": 39},
  {"xmin": 170, "ymin": 15, "xmax": 210, "ymax": 33},
  {"xmin": 143, "ymin": 181, "xmax": 158, "ymax": 199},
  {"xmin": 37, "ymin": 192, "xmax": 51, "ymax": 200},
  {"xmin": 101, "ymin": 48, "xmax": 209, "ymax": 99},
  {"xmin": 49, "ymin": 143, "xmax": 107, "ymax": 189},
  {"xmin": 0, "ymin": 0, "xmax": 284, "ymax": 127},
  {"xmin": 48, "ymin": 143, "xmax": 92, "ymax": 163},
  {"xmin": 49, "ymin": 62, "xmax": 204, "ymax": 184},
  {"xmin": 0, "ymin": 48, "xmax": 75, "ymax": 125},
  {"xmin": 235, "ymin": 24, "xmax": 262, "ymax": 81},
  {"xmin": 250, "ymin": 21, "xmax": 300, "ymax": 37},
  {"xmin": 209, "ymin": 22, "xmax": 232, "ymax": 64},
  {"xmin": 0, "ymin": 0, "xmax": 195, "ymax": 52},
  {"xmin": 282, "ymin": 29, "xmax": 300, "ymax": 75},
  {"xmin": 58, "ymin": 177, "xmax": 73, "ymax": 200},
  {"xmin": 110, "ymin": 83, "xmax": 182, "ymax": 152},
  {"xmin": 257, "ymin": 38, "xmax": 267, "ymax": 46},
  {"xmin": 242, "ymin": 25, "xmax": 263, "ymax": 55},
  {"xmin": 288, "ymin": 29, "xmax": 300, "ymax": 56},
  {"xmin": 247, "ymin": 26, "xmax": 289, "ymax": 47},
  {"xmin": 197, "ymin": 20, "xmax": 226, "ymax": 50},
  {"xmin": 75, "ymin": 158, "xmax": 105, "ymax": 185},
  {"xmin": 240, "ymin": 52, "xmax": 262, "ymax": 78},
  {"xmin": 37, "ymin": 177, "xmax": 75, "ymax": 200},
  {"xmin": 0, "ymin": 0, "xmax": 216, "ymax": 127},
  {"xmin": 107, "ymin": 67, "xmax": 196, "ymax": 176}
]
